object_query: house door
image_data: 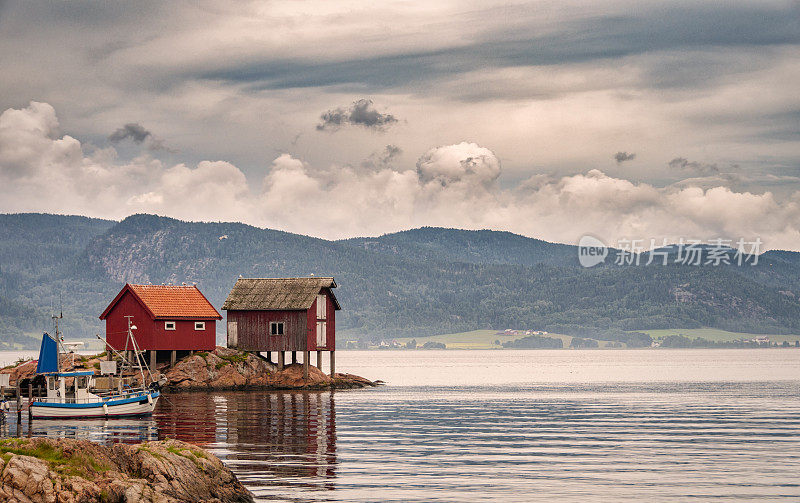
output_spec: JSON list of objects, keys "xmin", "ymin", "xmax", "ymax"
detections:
[
  {"xmin": 316, "ymin": 321, "xmax": 326, "ymax": 347},
  {"xmin": 227, "ymin": 321, "xmax": 238, "ymax": 347}
]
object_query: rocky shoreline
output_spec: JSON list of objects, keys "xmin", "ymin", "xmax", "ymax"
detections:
[
  {"xmin": 1, "ymin": 346, "xmax": 380, "ymax": 391},
  {"xmin": 163, "ymin": 347, "xmax": 379, "ymax": 390},
  {"xmin": 0, "ymin": 437, "xmax": 254, "ymax": 502}
]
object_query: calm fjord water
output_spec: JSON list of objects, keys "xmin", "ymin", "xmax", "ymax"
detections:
[{"xmin": 3, "ymin": 349, "xmax": 800, "ymax": 501}]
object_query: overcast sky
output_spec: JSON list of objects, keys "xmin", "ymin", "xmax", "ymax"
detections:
[{"xmin": 1, "ymin": 1, "xmax": 800, "ymax": 249}]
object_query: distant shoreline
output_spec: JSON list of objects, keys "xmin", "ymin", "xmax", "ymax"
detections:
[{"xmin": 364, "ymin": 328, "xmax": 800, "ymax": 350}]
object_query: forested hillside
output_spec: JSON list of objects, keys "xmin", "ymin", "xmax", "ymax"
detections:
[{"xmin": 1, "ymin": 213, "xmax": 800, "ymax": 349}]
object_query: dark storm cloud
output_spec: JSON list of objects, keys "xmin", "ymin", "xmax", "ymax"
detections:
[
  {"xmin": 199, "ymin": 3, "xmax": 800, "ymax": 95},
  {"xmin": 668, "ymin": 157, "xmax": 719, "ymax": 176},
  {"xmin": 108, "ymin": 122, "xmax": 173, "ymax": 151},
  {"xmin": 317, "ymin": 99, "xmax": 398, "ymax": 131},
  {"xmin": 109, "ymin": 123, "xmax": 152, "ymax": 143},
  {"xmin": 614, "ymin": 152, "xmax": 636, "ymax": 164}
]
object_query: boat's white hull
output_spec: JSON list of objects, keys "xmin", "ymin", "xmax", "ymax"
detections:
[{"xmin": 30, "ymin": 393, "xmax": 159, "ymax": 419}]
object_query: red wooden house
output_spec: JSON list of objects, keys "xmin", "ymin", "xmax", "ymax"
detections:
[
  {"xmin": 100, "ymin": 284, "xmax": 222, "ymax": 367},
  {"xmin": 222, "ymin": 277, "xmax": 340, "ymax": 377}
]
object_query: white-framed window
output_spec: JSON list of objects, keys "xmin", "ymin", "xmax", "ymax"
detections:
[
  {"xmin": 316, "ymin": 321, "xmax": 326, "ymax": 346},
  {"xmin": 165, "ymin": 321, "xmax": 176, "ymax": 330},
  {"xmin": 317, "ymin": 293, "xmax": 326, "ymax": 319},
  {"xmin": 194, "ymin": 321, "xmax": 205, "ymax": 331},
  {"xmin": 270, "ymin": 321, "xmax": 285, "ymax": 336}
]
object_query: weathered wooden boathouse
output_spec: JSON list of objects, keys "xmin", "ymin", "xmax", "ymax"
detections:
[
  {"xmin": 100, "ymin": 284, "xmax": 222, "ymax": 367},
  {"xmin": 222, "ymin": 277, "xmax": 339, "ymax": 378}
]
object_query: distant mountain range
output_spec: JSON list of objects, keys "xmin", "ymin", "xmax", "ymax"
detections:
[{"xmin": 2, "ymin": 213, "xmax": 800, "ymax": 349}]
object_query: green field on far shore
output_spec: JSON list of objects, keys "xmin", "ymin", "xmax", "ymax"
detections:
[
  {"xmin": 639, "ymin": 328, "xmax": 800, "ymax": 344},
  {"xmin": 393, "ymin": 330, "xmax": 625, "ymax": 349},
  {"xmin": 392, "ymin": 327, "xmax": 800, "ymax": 349}
]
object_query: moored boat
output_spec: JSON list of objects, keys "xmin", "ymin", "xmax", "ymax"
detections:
[
  {"xmin": 29, "ymin": 370, "xmax": 159, "ymax": 419},
  {"xmin": 29, "ymin": 317, "xmax": 160, "ymax": 420}
]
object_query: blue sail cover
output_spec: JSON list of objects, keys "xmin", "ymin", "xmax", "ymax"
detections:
[{"xmin": 36, "ymin": 333, "xmax": 59, "ymax": 374}]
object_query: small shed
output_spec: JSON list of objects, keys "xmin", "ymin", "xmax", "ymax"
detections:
[
  {"xmin": 222, "ymin": 277, "xmax": 340, "ymax": 376},
  {"xmin": 100, "ymin": 284, "xmax": 222, "ymax": 367}
]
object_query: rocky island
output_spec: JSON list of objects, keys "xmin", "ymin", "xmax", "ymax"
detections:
[
  {"xmin": 164, "ymin": 347, "xmax": 379, "ymax": 390},
  {"xmin": 0, "ymin": 437, "xmax": 253, "ymax": 502},
  {"xmin": 1, "ymin": 346, "xmax": 380, "ymax": 391}
]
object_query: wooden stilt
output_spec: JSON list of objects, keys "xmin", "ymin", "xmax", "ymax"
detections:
[
  {"xmin": 303, "ymin": 350, "xmax": 310, "ymax": 380},
  {"xmin": 329, "ymin": 350, "xmax": 335, "ymax": 376},
  {"xmin": 266, "ymin": 351, "xmax": 272, "ymax": 363},
  {"xmin": 316, "ymin": 350, "xmax": 323, "ymax": 370},
  {"xmin": 278, "ymin": 351, "xmax": 285, "ymax": 371},
  {"xmin": 150, "ymin": 350, "xmax": 157, "ymax": 370},
  {"xmin": 16, "ymin": 380, "xmax": 21, "ymax": 423},
  {"xmin": 170, "ymin": 350, "xmax": 176, "ymax": 367},
  {"xmin": 291, "ymin": 351, "xmax": 297, "ymax": 364},
  {"xmin": 27, "ymin": 383, "xmax": 33, "ymax": 422}
]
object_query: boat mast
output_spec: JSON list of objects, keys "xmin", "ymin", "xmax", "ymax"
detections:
[
  {"xmin": 51, "ymin": 310, "xmax": 63, "ymax": 373},
  {"xmin": 123, "ymin": 316, "xmax": 150, "ymax": 386}
]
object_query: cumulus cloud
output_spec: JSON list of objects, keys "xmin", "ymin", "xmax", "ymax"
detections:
[
  {"xmin": 416, "ymin": 142, "xmax": 501, "ymax": 188},
  {"xmin": 614, "ymin": 151, "xmax": 636, "ymax": 164},
  {"xmin": 316, "ymin": 99, "xmax": 398, "ymax": 131},
  {"xmin": 668, "ymin": 157, "xmax": 719, "ymax": 176},
  {"xmin": 4, "ymin": 102, "xmax": 800, "ymax": 250}
]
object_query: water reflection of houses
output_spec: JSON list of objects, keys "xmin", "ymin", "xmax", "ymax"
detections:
[
  {"xmin": 154, "ymin": 391, "xmax": 337, "ymax": 489},
  {"xmin": 226, "ymin": 392, "xmax": 338, "ymax": 486},
  {"xmin": 154, "ymin": 393, "xmax": 221, "ymax": 446}
]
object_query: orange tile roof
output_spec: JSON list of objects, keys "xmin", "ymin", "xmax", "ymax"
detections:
[{"xmin": 127, "ymin": 284, "xmax": 221, "ymax": 319}]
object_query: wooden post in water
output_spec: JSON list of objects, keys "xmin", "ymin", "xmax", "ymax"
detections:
[
  {"xmin": 16, "ymin": 380, "xmax": 21, "ymax": 423},
  {"xmin": 303, "ymin": 350, "xmax": 310, "ymax": 380},
  {"xmin": 27, "ymin": 383, "xmax": 33, "ymax": 422},
  {"xmin": 316, "ymin": 351, "xmax": 323, "ymax": 370},
  {"xmin": 329, "ymin": 350, "xmax": 335, "ymax": 377}
]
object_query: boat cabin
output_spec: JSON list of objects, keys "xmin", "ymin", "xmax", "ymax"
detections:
[{"xmin": 42, "ymin": 371, "xmax": 98, "ymax": 403}]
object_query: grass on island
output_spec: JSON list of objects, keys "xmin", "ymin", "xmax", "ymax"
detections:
[{"xmin": 0, "ymin": 438, "xmax": 110, "ymax": 478}]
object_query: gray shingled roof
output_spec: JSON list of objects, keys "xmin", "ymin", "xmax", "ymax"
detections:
[{"xmin": 221, "ymin": 277, "xmax": 340, "ymax": 311}]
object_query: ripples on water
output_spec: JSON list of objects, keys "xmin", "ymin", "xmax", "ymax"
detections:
[{"xmin": 2, "ymin": 350, "xmax": 799, "ymax": 501}]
